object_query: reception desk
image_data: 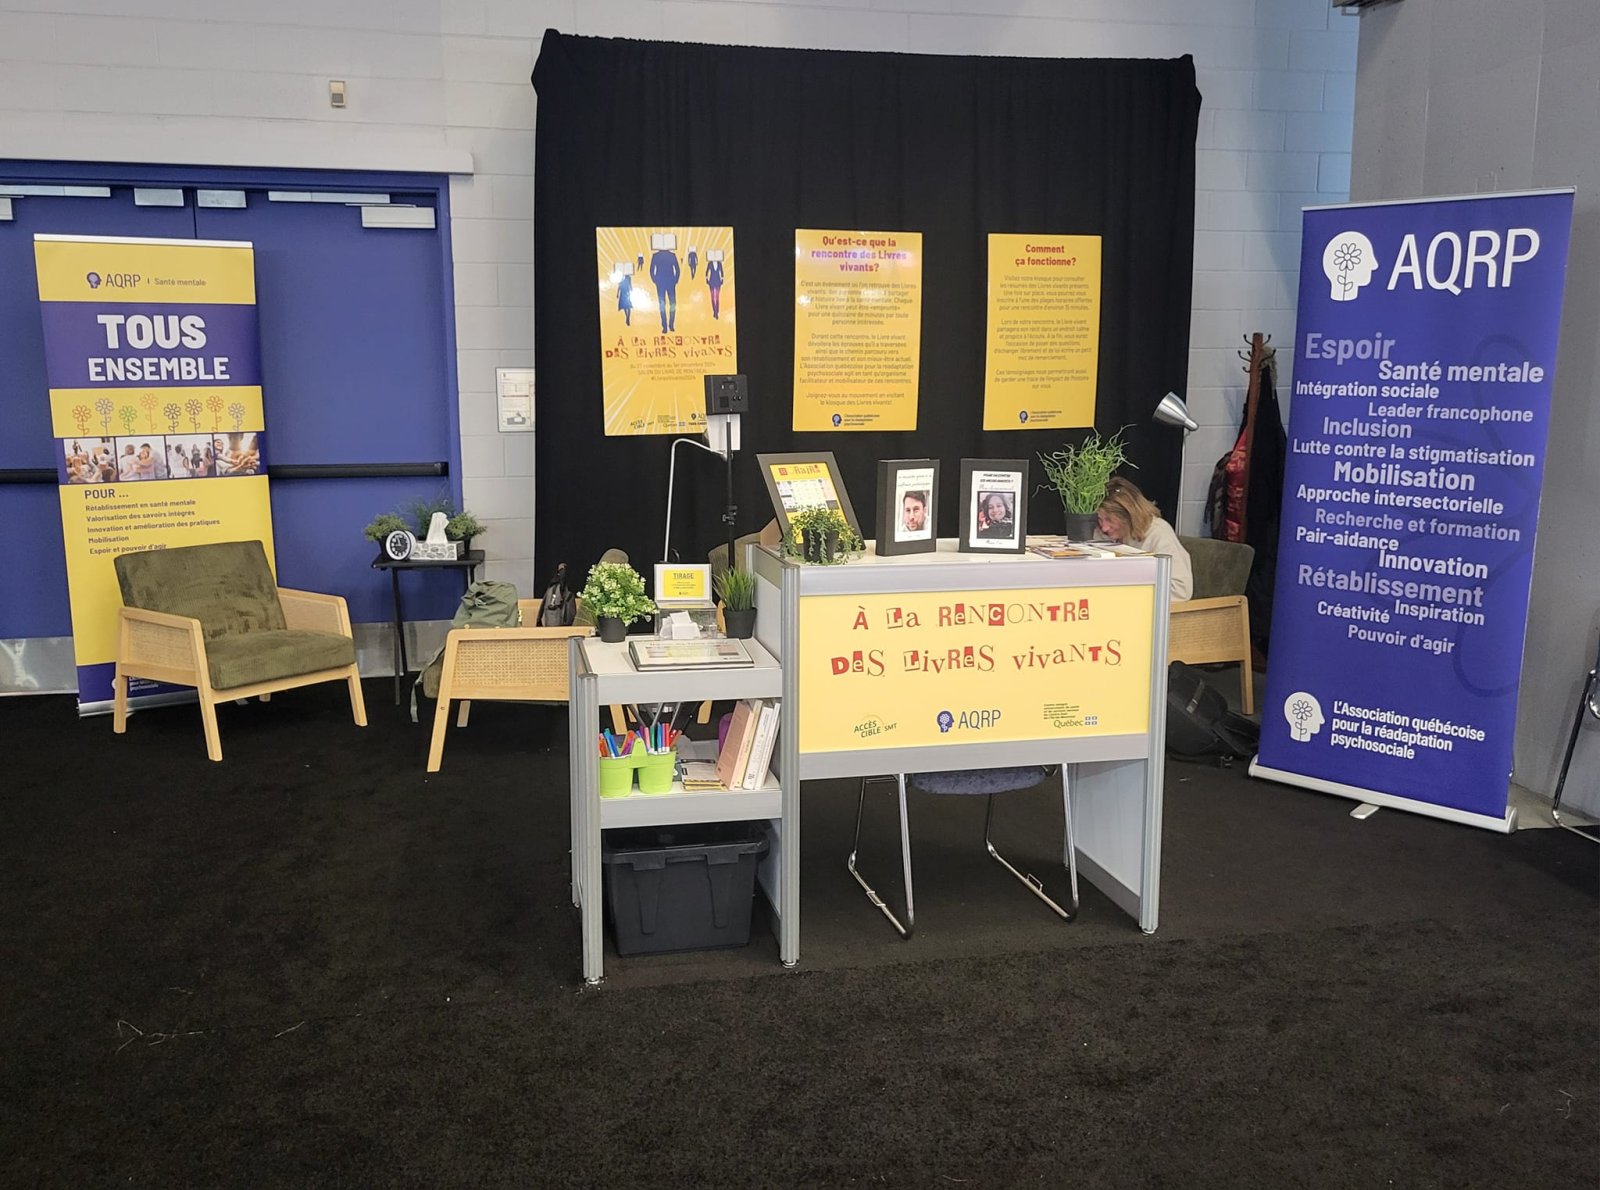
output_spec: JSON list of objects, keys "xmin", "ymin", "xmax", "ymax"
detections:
[{"xmin": 569, "ymin": 540, "xmax": 1170, "ymax": 983}]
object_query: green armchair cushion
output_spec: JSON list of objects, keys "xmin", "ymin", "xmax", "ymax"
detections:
[
  {"xmin": 1178, "ymin": 536, "xmax": 1255, "ymax": 600},
  {"xmin": 204, "ymin": 630, "xmax": 357, "ymax": 691},
  {"xmin": 115, "ymin": 541, "xmax": 286, "ymax": 639}
]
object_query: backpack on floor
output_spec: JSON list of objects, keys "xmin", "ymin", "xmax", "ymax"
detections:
[
  {"xmin": 1166, "ymin": 660, "xmax": 1259, "ymax": 763},
  {"xmin": 411, "ymin": 580, "xmax": 522, "ymax": 721}
]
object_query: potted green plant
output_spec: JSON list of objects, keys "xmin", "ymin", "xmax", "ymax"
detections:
[
  {"xmin": 363, "ymin": 512, "xmax": 408, "ymax": 546},
  {"xmin": 579, "ymin": 560, "xmax": 657, "ymax": 643},
  {"xmin": 445, "ymin": 510, "xmax": 485, "ymax": 553},
  {"xmin": 715, "ymin": 566, "xmax": 758, "ymax": 639},
  {"xmin": 1038, "ymin": 428, "xmax": 1132, "ymax": 539},
  {"xmin": 783, "ymin": 506, "xmax": 863, "ymax": 565}
]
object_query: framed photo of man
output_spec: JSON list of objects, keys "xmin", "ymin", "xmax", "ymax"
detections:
[
  {"xmin": 875, "ymin": 459, "xmax": 939, "ymax": 556},
  {"xmin": 958, "ymin": 458, "xmax": 1028, "ymax": 554}
]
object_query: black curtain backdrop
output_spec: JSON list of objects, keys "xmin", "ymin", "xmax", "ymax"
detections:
[{"xmin": 531, "ymin": 31, "xmax": 1200, "ymax": 584}]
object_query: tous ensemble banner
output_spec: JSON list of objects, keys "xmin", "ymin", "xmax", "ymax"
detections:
[{"xmin": 35, "ymin": 233, "xmax": 276, "ymax": 713}]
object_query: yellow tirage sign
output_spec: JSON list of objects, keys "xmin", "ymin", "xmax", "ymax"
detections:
[
  {"xmin": 797, "ymin": 585, "xmax": 1153, "ymax": 753},
  {"xmin": 596, "ymin": 226, "xmax": 736, "ymax": 435}
]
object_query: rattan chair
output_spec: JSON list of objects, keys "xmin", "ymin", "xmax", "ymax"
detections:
[
  {"xmin": 1169, "ymin": 536, "xmax": 1256, "ymax": 714},
  {"xmin": 426, "ymin": 598, "xmax": 593, "ymax": 772},
  {"xmin": 113, "ymin": 540, "xmax": 365, "ymax": 762}
]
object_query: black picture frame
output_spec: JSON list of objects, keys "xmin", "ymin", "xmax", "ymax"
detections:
[
  {"xmin": 756, "ymin": 451, "xmax": 861, "ymax": 537},
  {"xmin": 958, "ymin": 458, "xmax": 1028, "ymax": 554},
  {"xmin": 875, "ymin": 458, "xmax": 939, "ymax": 556}
]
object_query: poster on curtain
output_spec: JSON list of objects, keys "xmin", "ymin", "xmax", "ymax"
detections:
[
  {"xmin": 595, "ymin": 226, "xmax": 737, "ymax": 435},
  {"xmin": 35, "ymin": 234, "xmax": 276, "ymax": 713},
  {"xmin": 792, "ymin": 228, "xmax": 923, "ymax": 431}
]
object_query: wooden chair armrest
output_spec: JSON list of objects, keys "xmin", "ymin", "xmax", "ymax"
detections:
[
  {"xmin": 119, "ymin": 605, "xmax": 204, "ymax": 633},
  {"xmin": 118, "ymin": 606, "xmax": 206, "ymax": 676},
  {"xmin": 1171, "ymin": 595, "xmax": 1246, "ymax": 615},
  {"xmin": 278, "ymin": 587, "xmax": 353, "ymax": 636},
  {"xmin": 447, "ymin": 624, "xmax": 594, "ymax": 642}
]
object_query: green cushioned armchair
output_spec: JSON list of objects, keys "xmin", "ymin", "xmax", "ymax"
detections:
[{"xmin": 112, "ymin": 540, "xmax": 367, "ymax": 761}]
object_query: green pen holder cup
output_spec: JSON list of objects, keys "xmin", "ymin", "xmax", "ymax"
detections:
[
  {"xmin": 635, "ymin": 749, "xmax": 678, "ymax": 795},
  {"xmin": 598, "ymin": 753, "xmax": 636, "ymax": 798}
]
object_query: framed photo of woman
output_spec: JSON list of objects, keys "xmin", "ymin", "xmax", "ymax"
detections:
[
  {"xmin": 958, "ymin": 458, "xmax": 1027, "ymax": 554},
  {"xmin": 875, "ymin": 458, "xmax": 939, "ymax": 556}
]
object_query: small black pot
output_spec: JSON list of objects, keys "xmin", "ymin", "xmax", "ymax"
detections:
[
  {"xmin": 597, "ymin": 615, "xmax": 627, "ymax": 643},
  {"xmin": 802, "ymin": 527, "xmax": 841, "ymax": 564},
  {"xmin": 1064, "ymin": 512, "xmax": 1100, "ymax": 541},
  {"xmin": 723, "ymin": 606, "xmax": 757, "ymax": 639}
]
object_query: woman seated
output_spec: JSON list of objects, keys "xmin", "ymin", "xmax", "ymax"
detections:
[{"xmin": 1095, "ymin": 476, "xmax": 1193, "ymax": 602}]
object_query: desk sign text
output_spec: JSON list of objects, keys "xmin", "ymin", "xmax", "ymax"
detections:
[{"xmin": 797, "ymin": 585, "xmax": 1153, "ymax": 753}]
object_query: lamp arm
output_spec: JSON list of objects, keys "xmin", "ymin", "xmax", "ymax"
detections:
[{"xmin": 662, "ymin": 436, "xmax": 726, "ymax": 563}]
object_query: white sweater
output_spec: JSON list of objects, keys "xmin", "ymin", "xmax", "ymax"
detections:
[{"xmin": 1131, "ymin": 517, "xmax": 1193, "ymax": 602}]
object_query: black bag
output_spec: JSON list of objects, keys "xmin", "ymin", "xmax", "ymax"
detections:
[
  {"xmin": 539, "ymin": 563, "xmax": 575, "ymax": 627},
  {"xmin": 1166, "ymin": 661, "xmax": 1260, "ymax": 762}
]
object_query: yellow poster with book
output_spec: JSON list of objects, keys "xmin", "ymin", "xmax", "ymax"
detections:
[
  {"xmin": 797, "ymin": 584, "xmax": 1152, "ymax": 753},
  {"xmin": 35, "ymin": 234, "xmax": 275, "ymax": 712},
  {"xmin": 792, "ymin": 228, "xmax": 922, "ymax": 430},
  {"xmin": 982, "ymin": 233, "xmax": 1102, "ymax": 430},
  {"xmin": 596, "ymin": 226, "xmax": 736, "ymax": 435}
]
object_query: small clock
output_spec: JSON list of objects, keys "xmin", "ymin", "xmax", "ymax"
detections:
[{"xmin": 384, "ymin": 529, "xmax": 415, "ymax": 561}]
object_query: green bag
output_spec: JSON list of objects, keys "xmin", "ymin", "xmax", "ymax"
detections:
[{"xmin": 411, "ymin": 580, "xmax": 521, "ymax": 721}]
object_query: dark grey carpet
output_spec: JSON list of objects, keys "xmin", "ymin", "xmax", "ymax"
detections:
[{"xmin": 1, "ymin": 682, "xmax": 1595, "ymax": 1187}]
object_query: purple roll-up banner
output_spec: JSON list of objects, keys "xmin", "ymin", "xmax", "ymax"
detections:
[{"xmin": 1251, "ymin": 190, "xmax": 1574, "ymax": 832}]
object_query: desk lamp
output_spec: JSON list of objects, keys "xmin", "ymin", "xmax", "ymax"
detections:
[{"xmin": 662, "ymin": 373, "xmax": 747, "ymax": 567}]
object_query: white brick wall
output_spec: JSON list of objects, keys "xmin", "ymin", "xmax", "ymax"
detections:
[{"xmin": 0, "ymin": 0, "xmax": 1357, "ymax": 588}]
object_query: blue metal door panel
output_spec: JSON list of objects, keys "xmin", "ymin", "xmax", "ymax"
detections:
[
  {"xmin": 195, "ymin": 196, "xmax": 462, "ymax": 623},
  {"xmin": 0, "ymin": 188, "xmax": 194, "ymax": 639}
]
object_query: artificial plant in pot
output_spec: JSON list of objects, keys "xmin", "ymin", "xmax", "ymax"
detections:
[
  {"xmin": 363, "ymin": 512, "xmax": 408, "ymax": 547},
  {"xmin": 715, "ymin": 566, "xmax": 758, "ymax": 639},
  {"xmin": 1038, "ymin": 428, "xmax": 1131, "ymax": 539},
  {"xmin": 782, "ymin": 506, "xmax": 863, "ymax": 565},
  {"xmin": 579, "ymin": 560, "xmax": 656, "ymax": 643}
]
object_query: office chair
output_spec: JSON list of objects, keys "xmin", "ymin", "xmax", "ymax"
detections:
[
  {"xmin": 846, "ymin": 765, "xmax": 1079, "ymax": 939},
  {"xmin": 1551, "ymin": 629, "xmax": 1600, "ymax": 842}
]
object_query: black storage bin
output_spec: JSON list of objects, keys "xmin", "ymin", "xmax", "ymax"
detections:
[{"xmin": 602, "ymin": 823, "xmax": 771, "ymax": 956}]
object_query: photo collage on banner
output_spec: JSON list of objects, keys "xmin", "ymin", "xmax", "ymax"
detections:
[
  {"xmin": 595, "ymin": 226, "xmax": 736, "ymax": 435},
  {"xmin": 792, "ymin": 229, "xmax": 923, "ymax": 431},
  {"xmin": 36, "ymin": 234, "xmax": 275, "ymax": 710},
  {"xmin": 1253, "ymin": 191, "xmax": 1575, "ymax": 827},
  {"xmin": 982, "ymin": 233, "xmax": 1103, "ymax": 430}
]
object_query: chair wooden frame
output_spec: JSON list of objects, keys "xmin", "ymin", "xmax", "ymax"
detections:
[
  {"xmin": 426, "ymin": 598, "xmax": 594, "ymax": 772},
  {"xmin": 113, "ymin": 587, "xmax": 367, "ymax": 763},
  {"xmin": 1168, "ymin": 594, "xmax": 1254, "ymax": 714}
]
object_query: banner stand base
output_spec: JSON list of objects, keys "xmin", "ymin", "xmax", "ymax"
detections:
[
  {"xmin": 1248, "ymin": 759, "xmax": 1518, "ymax": 835},
  {"xmin": 78, "ymin": 690, "xmax": 198, "ymax": 719}
]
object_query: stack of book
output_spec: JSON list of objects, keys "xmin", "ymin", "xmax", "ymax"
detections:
[{"xmin": 714, "ymin": 698, "xmax": 780, "ymax": 791}]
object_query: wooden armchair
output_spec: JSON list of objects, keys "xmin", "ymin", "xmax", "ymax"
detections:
[
  {"xmin": 112, "ymin": 540, "xmax": 366, "ymax": 762},
  {"xmin": 1169, "ymin": 537, "xmax": 1256, "ymax": 714},
  {"xmin": 426, "ymin": 598, "xmax": 594, "ymax": 772}
]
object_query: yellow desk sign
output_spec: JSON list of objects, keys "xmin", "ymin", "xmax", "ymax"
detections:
[
  {"xmin": 655, "ymin": 563, "xmax": 711, "ymax": 604},
  {"xmin": 798, "ymin": 585, "xmax": 1153, "ymax": 753}
]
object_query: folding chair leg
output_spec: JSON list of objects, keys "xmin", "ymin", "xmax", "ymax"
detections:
[
  {"xmin": 846, "ymin": 775, "xmax": 916, "ymax": 938},
  {"xmin": 981, "ymin": 771, "xmax": 1079, "ymax": 921}
]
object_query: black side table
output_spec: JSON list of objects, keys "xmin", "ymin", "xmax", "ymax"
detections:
[{"xmin": 372, "ymin": 550, "xmax": 485, "ymax": 705}]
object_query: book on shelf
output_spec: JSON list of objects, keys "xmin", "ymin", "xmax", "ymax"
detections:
[
  {"xmin": 715, "ymin": 699, "xmax": 762, "ymax": 789},
  {"xmin": 741, "ymin": 701, "xmax": 780, "ymax": 790},
  {"xmin": 679, "ymin": 759, "xmax": 723, "ymax": 790}
]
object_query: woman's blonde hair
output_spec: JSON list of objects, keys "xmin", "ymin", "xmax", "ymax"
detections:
[{"xmin": 1097, "ymin": 476, "xmax": 1160, "ymax": 540}]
